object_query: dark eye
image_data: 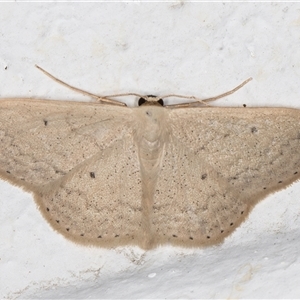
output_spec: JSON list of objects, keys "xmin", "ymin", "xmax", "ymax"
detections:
[
  {"xmin": 158, "ymin": 99, "xmax": 164, "ymax": 106},
  {"xmin": 138, "ymin": 97, "xmax": 147, "ymax": 106}
]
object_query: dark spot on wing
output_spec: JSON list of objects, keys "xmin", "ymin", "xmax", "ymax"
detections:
[
  {"xmin": 90, "ymin": 172, "xmax": 95, "ymax": 178},
  {"xmin": 251, "ymin": 127, "xmax": 257, "ymax": 133}
]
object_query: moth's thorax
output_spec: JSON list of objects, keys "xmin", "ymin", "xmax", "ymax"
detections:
[
  {"xmin": 135, "ymin": 105, "xmax": 168, "ymax": 143},
  {"xmin": 134, "ymin": 105, "xmax": 168, "ymax": 168}
]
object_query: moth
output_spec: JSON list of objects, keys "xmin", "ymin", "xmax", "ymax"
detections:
[{"xmin": 0, "ymin": 66, "xmax": 299, "ymax": 249}]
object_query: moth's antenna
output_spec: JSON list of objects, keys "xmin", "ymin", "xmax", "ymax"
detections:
[
  {"xmin": 163, "ymin": 78, "xmax": 253, "ymax": 108},
  {"xmin": 201, "ymin": 77, "xmax": 252, "ymax": 103},
  {"xmin": 35, "ymin": 65, "xmax": 128, "ymax": 106}
]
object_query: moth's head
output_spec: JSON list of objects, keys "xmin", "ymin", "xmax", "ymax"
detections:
[{"xmin": 138, "ymin": 95, "xmax": 164, "ymax": 107}]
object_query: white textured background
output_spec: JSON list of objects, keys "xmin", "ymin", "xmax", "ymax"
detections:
[{"xmin": 1, "ymin": 2, "xmax": 300, "ymax": 299}]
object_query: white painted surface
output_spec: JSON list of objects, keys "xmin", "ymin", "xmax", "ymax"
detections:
[{"xmin": 0, "ymin": 2, "xmax": 300, "ymax": 299}]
